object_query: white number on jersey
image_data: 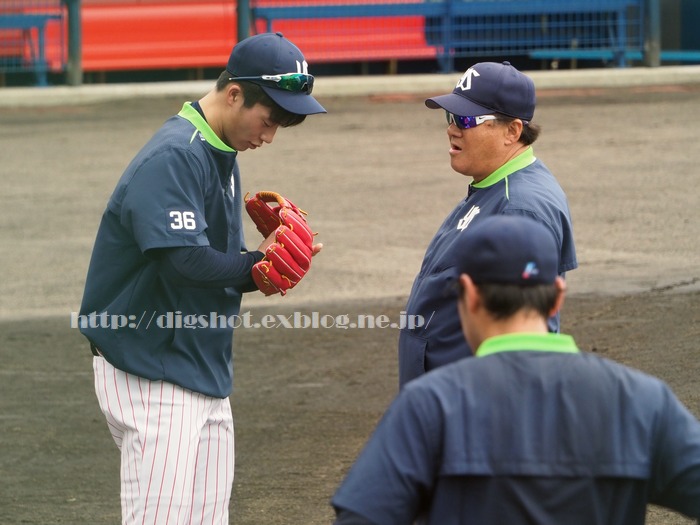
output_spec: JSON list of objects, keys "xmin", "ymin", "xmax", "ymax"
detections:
[{"xmin": 169, "ymin": 210, "xmax": 197, "ymax": 230}]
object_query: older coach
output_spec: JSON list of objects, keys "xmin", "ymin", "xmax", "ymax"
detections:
[{"xmin": 398, "ymin": 61, "xmax": 577, "ymax": 387}]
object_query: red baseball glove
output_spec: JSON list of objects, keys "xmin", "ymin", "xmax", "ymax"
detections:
[{"xmin": 245, "ymin": 191, "xmax": 315, "ymax": 296}]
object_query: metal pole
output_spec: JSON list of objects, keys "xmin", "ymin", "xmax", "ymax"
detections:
[
  {"xmin": 237, "ymin": 0, "xmax": 251, "ymax": 42},
  {"xmin": 64, "ymin": 0, "xmax": 82, "ymax": 85},
  {"xmin": 644, "ymin": 0, "xmax": 661, "ymax": 67}
]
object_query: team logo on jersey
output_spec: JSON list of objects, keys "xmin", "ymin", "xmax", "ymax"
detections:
[
  {"xmin": 457, "ymin": 206, "xmax": 480, "ymax": 231},
  {"xmin": 522, "ymin": 262, "xmax": 540, "ymax": 280},
  {"xmin": 456, "ymin": 67, "xmax": 480, "ymax": 91}
]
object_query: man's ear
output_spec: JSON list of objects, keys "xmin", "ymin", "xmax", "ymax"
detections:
[
  {"xmin": 459, "ymin": 274, "xmax": 480, "ymax": 314},
  {"xmin": 503, "ymin": 118, "xmax": 524, "ymax": 145},
  {"xmin": 549, "ymin": 276, "xmax": 567, "ymax": 318},
  {"xmin": 228, "ymin": 83, "xmax": 243, "ymax": 105},
  {"xmin": 458, "ymin": 273, "xmax": 483, "ymax": 351}
]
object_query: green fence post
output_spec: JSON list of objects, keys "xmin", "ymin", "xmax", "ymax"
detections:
[
  {"xmin": 64, "ymin": 0, "xmax": 82, "ymax": 85},
  {"xmin": 644, "ymin": 0, "xmax": 661, "ymax": 67},
  {"xmin": 237, "ymin": 0, "xmax": 250, "ymax": 42}
]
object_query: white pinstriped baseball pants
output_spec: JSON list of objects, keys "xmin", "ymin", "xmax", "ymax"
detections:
[{"xmin": 93, "ymin": 356, "xmax": 235, "ymax": 525}]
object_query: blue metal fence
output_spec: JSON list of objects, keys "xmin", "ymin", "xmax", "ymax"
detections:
[
  {"xmin": 424, "ymin": 0, "xmax": 644, "ymax": 69},
  {"xmin": 251, "ymin": 0, "xmax": 648, "ymax": 72},
  {"xmin": 0, "ymin": 0, "xmax": 65, "ymax": 86},
  {"xmin": 3, "ymin": 0, "xmax": 696, "ymax": 86}
]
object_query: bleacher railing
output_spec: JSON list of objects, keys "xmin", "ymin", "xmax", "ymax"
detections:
[
  {"xmin": 4, "ymin": 0, "xmax": 698, "ymax": 87},
  {"xmin": 250, "ymin": 0, "xmax": 646, "ymax": 72},
  {"xmin": 0, "ymin": 0, "xmax": 65, "ymax": 86}
]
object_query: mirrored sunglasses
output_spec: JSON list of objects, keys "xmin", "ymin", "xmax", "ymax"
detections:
[
  {"xmin": 445, "ymin": 111, "xmax": 497, "ymax": 129},
  {"xmin": 229, "ymin": 73, "xmax": 314, "ymax": 94}
]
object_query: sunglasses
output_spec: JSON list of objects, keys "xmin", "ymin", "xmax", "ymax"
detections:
[
  {"xmin": 229, "ymin": 73, "xmax": 314, "ymax": 94},
  {"xmin": 445, "ymin": 111, "xmax": 498, "ymax": 129}
]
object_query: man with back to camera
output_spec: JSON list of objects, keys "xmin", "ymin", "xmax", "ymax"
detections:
[
  {"xmin": 333, "ymin": 215, "xmax": 700, "ymax": 525},
  {"xmin": 79, "ymin": 32, "xmax": 324, "ymax": 524},
  {"xmin": 398, "ymin": 61, "xmax": 577, "ymax": 387}
]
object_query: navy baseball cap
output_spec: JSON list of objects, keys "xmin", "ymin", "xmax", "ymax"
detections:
[
  {"xmin": 426, "ymin": 61, "xmax": 535, "ymax": 121},
  {"xmin": 227, "ymin": 32, "xmax": 326, "ymax": 115},
  {"xmin": 446, "ymin": 215, "xmax": 558, "ymax": 290}
]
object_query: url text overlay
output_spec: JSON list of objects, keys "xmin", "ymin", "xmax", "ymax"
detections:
[{"xmin": 70, "ymin": 311, "xmax": 431, "ymax": 330}]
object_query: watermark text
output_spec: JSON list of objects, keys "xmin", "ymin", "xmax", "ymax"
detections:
[{"xmin": 70, "ymin": 310, "xmax": 430, "ymax": 331}]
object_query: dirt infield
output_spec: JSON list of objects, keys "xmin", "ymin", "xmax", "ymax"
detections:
[{"xmin": 1, "ymin": 79, "xmax": 699, "ymax": 524}]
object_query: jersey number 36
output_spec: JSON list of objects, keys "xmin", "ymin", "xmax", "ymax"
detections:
[{"xmin": 169, "ymin": 210, "xmax": 197, "ymax": 230}]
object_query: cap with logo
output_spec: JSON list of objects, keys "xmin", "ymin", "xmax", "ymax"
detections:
[
  {"xmin": 445, "ymin": 215, "xmax": 558, "ymax": 290},
  {"xmin": 227, "ymin": 32, "xmax": 326, "ymax": 116},
  {"xmin": 425, "ymin": 61, "xmax": 535, "ymax": 121}
]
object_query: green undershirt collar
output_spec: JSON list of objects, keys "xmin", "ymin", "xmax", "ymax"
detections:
[
  {"xmin": 178, "ymin": 102, "xmax": 236, "ymax": 153},
  {"xmin": 472, "ymin": 146, "xmax": 535, "ymax": 190},
  {"xmin": 476, "ymin": 332, "xmax": 580, "ymax": 358}
]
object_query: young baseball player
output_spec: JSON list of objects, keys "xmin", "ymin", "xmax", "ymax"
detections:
[
  {"xmin": 398, "ymin": 61, "xmax": 577, "ymax": 387},
  {"xmin": 332, "ymin": 215, "xmax": 700, "ymax": 525},
  {"xmin": 79, "ymin": 32, "xmax": 324, "ymax": 524}
]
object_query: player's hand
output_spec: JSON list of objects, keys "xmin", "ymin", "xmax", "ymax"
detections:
[{"xmin": 257, "ymin": 229, "xmax": 277, "ymax": 254}]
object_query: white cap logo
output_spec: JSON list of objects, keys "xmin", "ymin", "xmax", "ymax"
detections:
[
  {"xmin": 456, "ymin": 67, "xmax": 480, "ymax": 91},
  {"xmin": 296, "ymin": 60, "xmax": 309, "ymax": 74}
]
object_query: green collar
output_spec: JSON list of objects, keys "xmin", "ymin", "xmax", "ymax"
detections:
[
  {"xmin": 177, "ymin": 102, "xmax": 236, "ymax": 153},
  {"xmin": 476, "ymin": 332, "xmax": 580, "ymax": 358},
  {"xmin": 472, "ymin": 146, "xmax": 535, "ymax": 189}
]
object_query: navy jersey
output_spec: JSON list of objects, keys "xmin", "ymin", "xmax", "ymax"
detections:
[
  {"xmin": 80, "ymin": 103, "xmax": 252, "ymax": 398},
  {"xmin": 333, "ymin": 334, "xmax": 700, "ymax": 525},
  {"xmin": 399, "ymin": 148, "xmax": 577, "ymax": 386}
]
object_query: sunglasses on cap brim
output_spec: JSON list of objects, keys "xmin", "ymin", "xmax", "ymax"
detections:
[{"xmin": 229, "ymin": 73, "xmax": 314, "ymax": 94}]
